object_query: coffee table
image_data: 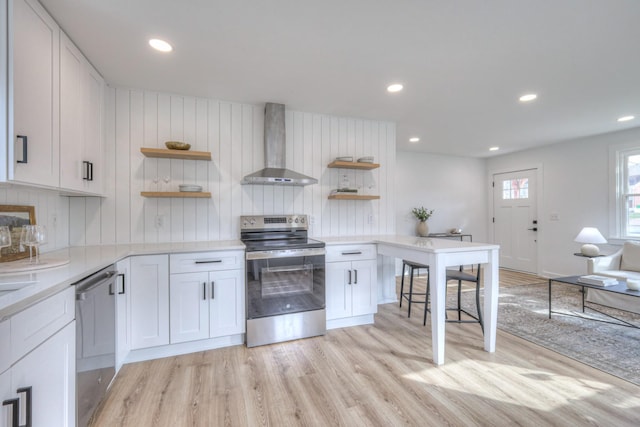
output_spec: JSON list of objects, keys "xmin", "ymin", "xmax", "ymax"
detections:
[{"xmin": 549, "ymin": 276, "xmax": 640, "ymax": 328}]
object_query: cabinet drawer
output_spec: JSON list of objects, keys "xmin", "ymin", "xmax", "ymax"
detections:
[
  {"xmin": 326, "ymin": 244, "xmax": 377, "ymax": 263},
  {"xmin": 170, "ymin": 251, "xmax": 243, "ymax": 274},
  {"xmin": 0, "ymin": 319, "xmax": 9, "ymax": 373},
  {"xmin": 11, "ymin": 286, "xmax": 75, "ymax": 364}
]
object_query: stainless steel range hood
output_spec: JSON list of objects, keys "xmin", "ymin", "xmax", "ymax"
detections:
[{"xmin": 241, "ymin": 103, "xmax": 318, "ymax": 186}]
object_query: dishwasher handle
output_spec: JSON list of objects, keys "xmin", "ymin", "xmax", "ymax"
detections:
[{"xmin": 75, "ymin": 267, "xmax": 117, "ymax": 299}]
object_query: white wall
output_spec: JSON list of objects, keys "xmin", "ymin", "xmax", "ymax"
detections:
[
  {"xmin": 0, "ymin": 185, "xmax": 69, "ymax": 252},
  {"xmin": 69, "ymin": 87, "xmax": 396, "ymax": 245},
  {"xmin": 486, "ymin": 126, "xmax": 640, "ymax": 277},
  {"xmin": 395, "ymin": 151, "xmax": 488, "ymax": 241}
]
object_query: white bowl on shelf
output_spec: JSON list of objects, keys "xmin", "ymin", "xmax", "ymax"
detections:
[{"xmin": 179, "ymin": 184, "xmax": 203, "ymax": 192}]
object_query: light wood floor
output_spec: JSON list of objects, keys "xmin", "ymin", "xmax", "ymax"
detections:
[{"xmin": 91, "ymin": 270, "xmax": 640, "ymax": 426}]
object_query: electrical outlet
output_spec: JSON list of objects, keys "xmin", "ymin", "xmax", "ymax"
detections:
[
  {"xmin": 368, "ymin": 214, "xmax": 374, "ymax": 224},
  {"xmin": 155, "ymin": 214, "xmax": 164, "ymax": 228},
  {"xmin": 51, "ymin": 213, "xmax": 57, "ymax": 229},
  {"xmin": 309, "ymin": 215, "xmax": 316, "ymax": 225}
]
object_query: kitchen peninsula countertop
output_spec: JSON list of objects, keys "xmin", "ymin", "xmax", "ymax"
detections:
[{"xmin": 0, "ymin": 240, "xmax": 244, "ymax": 320}]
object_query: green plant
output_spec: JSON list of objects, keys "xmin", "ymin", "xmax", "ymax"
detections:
[{"xmin": 412, "ymin": 206, "xmax": 434, "ymax": 222}]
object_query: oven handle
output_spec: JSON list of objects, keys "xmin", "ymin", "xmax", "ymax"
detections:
[{"xmin": 245, "ymin": 248, "xmax": 325, "ymax": 260}]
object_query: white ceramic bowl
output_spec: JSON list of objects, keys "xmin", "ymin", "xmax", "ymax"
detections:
[{"xmin": 627, "ymin": 280, "xmax": 640, "ymax": 291}]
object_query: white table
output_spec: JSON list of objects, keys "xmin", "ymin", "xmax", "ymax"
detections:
[{"xmin": 375, "ymin": 235, "xmax": 500, "ymax": 365}]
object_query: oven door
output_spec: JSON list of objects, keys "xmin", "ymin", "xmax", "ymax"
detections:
[{"xmin": 246, "ymin": 248, "xmax": 325, "ymax": 319}]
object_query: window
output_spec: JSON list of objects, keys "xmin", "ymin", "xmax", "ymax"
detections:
[
  {"xmin": 618, "ymin": 150, "xmax": 640, "ymax": 238},
  {"xmin": 501, "ymin": 178, "xmax": 529, "ymax": 200}
]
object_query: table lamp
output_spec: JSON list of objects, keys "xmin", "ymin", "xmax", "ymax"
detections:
[{"xmin": 574, "ymin": 227, "xmax": 607, "ymax": 256}]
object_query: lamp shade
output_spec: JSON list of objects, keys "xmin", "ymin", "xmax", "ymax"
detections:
[{"xmin": 574, "ymin": 227, "xmax": 607, "ymax": 244}]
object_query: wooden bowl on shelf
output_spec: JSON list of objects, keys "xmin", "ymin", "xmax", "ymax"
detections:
[{"xmin": 165, "ymin": 141, "xmax": 191, "ymax": 150}]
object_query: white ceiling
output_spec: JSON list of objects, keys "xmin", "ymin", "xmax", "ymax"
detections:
[{"xmin": 39, "ymin": 0, "xmax": 640, "ymax": 158}]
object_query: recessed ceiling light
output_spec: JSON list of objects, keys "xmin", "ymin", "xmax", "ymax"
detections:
[
  {"xmin": 149, "ymin": 38, "xmax": 173, "ymax": 52},
  {"xmin": 409, "ymin": 137, "xmax": 420, "ymax": 143},
  {"xmin": 387, "ymin": 83, "xmax": 403, "ymax": 93},
  {"xmin": 618, "ymin": 115, "xmax": 635, "ymax": 122},
  {"xmin": 519, "ymin": 94, "xmax": 537, "ymax": 102},
  {"xmin": 489, "ymin": 146, "xmax": 500, "ymax": 151}
]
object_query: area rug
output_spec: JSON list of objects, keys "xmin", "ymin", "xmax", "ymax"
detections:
[{"xmin": 471, "ymin": 281, "xmax": 640, "ymax": 385}]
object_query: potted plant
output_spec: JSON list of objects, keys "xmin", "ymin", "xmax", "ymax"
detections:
[{"xmin": 412, "ymin": 206, "xmax": 434, "ymax": 237}]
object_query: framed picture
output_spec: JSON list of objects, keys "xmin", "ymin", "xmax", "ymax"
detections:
[{"xmin": 0, "ymin": 205, "xmax": 36, "ymax": 262}]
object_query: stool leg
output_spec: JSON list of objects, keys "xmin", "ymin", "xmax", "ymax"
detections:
[
  {"xmin": 457, "ymin": 280, "xmax": 462, "ymax": 321},
  {"xmin": 476, "ymin": 278, "xmax": 484, "ymax": 334},
  {"xmin": 400, "ymin": 262, "xmax": 406, "ymax": 308},
  {"xmin": 423, "ymin": 268, "xmax": 430, "ymax": 326},
  {"xmin": 408, "ymin": 265, "xmax": 415, "ymax": 318}
]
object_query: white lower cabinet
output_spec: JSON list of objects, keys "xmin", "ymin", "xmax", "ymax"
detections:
[
  {"xmin": 169, "ymin": 251, "xmax": 245, "ymax": 344},
  {"xmin": 130, "ymin": 255, "xmax": 169, "ymax": 350},
  {"xmin": 325, "ymin": 244, "xmax": 378, "ymax": 327},
  {"xmin": 2, "ymin": 321, "xmax": 75, "ymax": 427},
  {"xmin": 115, "ymin": 257, "xmax": 131, "ymax": 371}
]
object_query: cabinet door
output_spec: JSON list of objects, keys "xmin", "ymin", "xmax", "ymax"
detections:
[
  {"xmin": 0, "ymin": 370, "xmax": 12, "ymax": 427},
  {"xmin": 130, "ymin": 255, "xmax": 169, "ymax": 349},
  {"xmin": 169, "ymin": 272, "xmax": 209, "ymax": 344},
  {"xmin": 59, "ymin": 31, "xmax": 84, "ymax": 192},
  {"xmin": 209, "ymin": 269, "xmax": 245, "ymax": 338},
  {"xmin": 351, "ymin": 259, "xmax": 378, "ymax": 317},
  {"xmin": 83, "ymin": 63, "xmax": 104, "ymax": 194},
  {"xmin": 11, "ymin": 0, "xmax": 60, "ymax": 186},
  {"xmin": 11, "ymin": 321, "xmax": 75, "ymax": 427},
  {"xmin": 115, "ymin": 257, "xmax": 131, "ymax": 371},
  {"xmin": 325, "ymin": 261, "xmax": 351, "ymax": 320}
]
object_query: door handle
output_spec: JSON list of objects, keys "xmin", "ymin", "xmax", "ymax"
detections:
[
  {"xmin": 528, "ymin": 227, "xmax": 538, "ymax": 231},
  {"xmin": 348, "ymin": 270, "xmax": 352, "ymax": 285},
  {"xmin": 203, "ymin": 282, "xmax": 207, "ymax": 300},
  {"xmin": 2, "ymin": 398, "xmax": 19, "ymax": 427},
  {"xmin": 17, "ymin": 386, "xmax": 32, "ymax": 427},
  {"xmin": 117, "ymin": 273, "xmax": 126, "ymax": 294},
  {"xmin": 211, "ymin": 281, "xmax": 215, "ymax": 299},
  {"xmin": 354, "ymin": 269, "xmax": 358, "ymax": 284},
  {"xmin": 16, "ymin": 135, "xmax": 28, "ymax": 164}
]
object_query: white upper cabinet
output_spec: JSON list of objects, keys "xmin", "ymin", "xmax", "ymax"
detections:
[
  {"xmin": 8, "ymin": 0, "xmax": 60, "ymax": 187},
  {"xmin": 59, "ymin": 30, "xmax": 105, "ymax": 195},
  {"xmin": 2, "ymin": 0, "xmax": 104, "ymax": 194}
]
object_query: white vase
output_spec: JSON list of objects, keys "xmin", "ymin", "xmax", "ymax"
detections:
[{"xmin": 416, "ymin": 221, "xmax": 429, "ymax": 237}]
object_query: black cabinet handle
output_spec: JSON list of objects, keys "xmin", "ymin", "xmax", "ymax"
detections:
[
  {"xmin": 527, "ymin": 227, "xmax": 538, "ymax": 232},
  {"xmin": 83, "ymin": 161, "xmax": 94, "ymax": 181},
  {"xmin": 117, "ymin": 273, "xmax": 126, "ymax": 294},
  {"xmin": 16, "ymin": 135, "xmax": 28, "ymax": 164},
  {"xmin": 195, "ymin": 260, "xmax": 222, "ymax": 264},
  {"xmin": 2, "ymin": 398, "xmax": 19, "ymax": 427},
  {"xmin": 89, "ymin": 161, "xmax": 93, "ymax": 181},
  {"xmin": 348, "ymin": 270, "xmax": 352, "ymax": 285},
  {"xmin": 354, "ymin": 269, "xmax": 358, "ymax": 284},
  {"xmin": 17, "ymin": 386, "xmax": 32, "ymax": 427},
  {"xmin": 108, "ymin": 283, "xmax": 115, "ymax": 295},
  {"xmin": 203, "ymin": 282, "xmax": 206, "ymax": 300},
  {"xmin": 211, "ymin": 281, "xmax": 215, "ymax": 299},
  {"xmin": 341, "ymin": 251, "xmax": 362, "ymax": 256}
]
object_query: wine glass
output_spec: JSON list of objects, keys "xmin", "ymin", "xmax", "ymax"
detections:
[
  {"xmin": 20, "ymin": 225, "xmax": 36, "ymax": 263},
  {"xmin": 0, "ymin": 226, "xmax": 11, "ymax": 258},
  {"xmin": 32, "ymin": 225, "xmax": 47, "ymax": 264}
]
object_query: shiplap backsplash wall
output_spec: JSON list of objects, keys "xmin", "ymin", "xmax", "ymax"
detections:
[
  {"xmin": 69, "ymin": 88, "xmax": 396, "ymax": 245},
  {"xmin": 0, "ymin": 186, "xmax": 69, "ymax": 252}
]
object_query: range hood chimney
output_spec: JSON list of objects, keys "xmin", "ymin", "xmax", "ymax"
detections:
[{"xmin": 241, "ymin": 103, "xmax": 318, "ymax": 186}]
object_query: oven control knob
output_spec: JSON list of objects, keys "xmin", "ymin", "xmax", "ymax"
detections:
[
  {"xmin": 301, "ymin": 217, "xmax": 305, "ymax": 223},
  {"xmin": 288, "ymin": 218, "xmax": 293, "ymax": 223},
  {"xmin": 250, "ymin": 219, "xmax": 256, "ymax": 225},
  {"xmin": 295, "ymin": 218, "xmax": 299, "ymax": 223}
]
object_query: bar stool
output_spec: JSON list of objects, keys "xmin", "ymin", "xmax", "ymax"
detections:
[
  {"xmin": 445, "ymin": 264, "xmax": 483, "ymax": 334},
  {"xmin": 399, "ymin": 260, "xmax": 429, "ymax": 325}
]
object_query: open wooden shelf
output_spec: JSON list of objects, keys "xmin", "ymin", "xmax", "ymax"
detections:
[
  {"xmin": 328, "ymin": 194, "xmax": 380, "ymax": 200},
  {"xmin": 327, "ymin": 160, "xmax": 379, "ymax": 170},
  {"xmin": 141, "ymin": 191, "xmax": 211, "ymax": 198},
  {"xmin": 141, "ymin": 147, "xmax": 212, "ymax": 161}
]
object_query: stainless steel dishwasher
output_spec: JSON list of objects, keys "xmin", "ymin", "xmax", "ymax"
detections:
[{"xmin": 75, "ymin": 264, "xmax": 117, "ymax": 427}]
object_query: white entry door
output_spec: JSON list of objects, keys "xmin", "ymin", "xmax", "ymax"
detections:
[{"xmin": 493, "ymin": 169, "xmax": 538, "ymax": 273}]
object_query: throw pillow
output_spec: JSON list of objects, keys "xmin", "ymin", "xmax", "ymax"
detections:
[{"xmin": 620, "ymin": 241, "xmax": 640, "ymax": 272}]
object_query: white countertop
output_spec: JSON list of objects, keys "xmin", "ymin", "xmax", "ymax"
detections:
[
  {"xmin": 0, "ymin": 240, "xmax": 244, "ymax": 320},
  {"xmin": 321, "ymin": 234, "xmax": 498, "ymax": 252}
]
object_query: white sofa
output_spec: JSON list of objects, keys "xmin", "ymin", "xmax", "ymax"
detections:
[{"xmin": 587, "ymin": 241, "xmax": 640, "ymax": 314}]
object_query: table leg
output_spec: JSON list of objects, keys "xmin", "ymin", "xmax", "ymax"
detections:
[
  {"xmin": 430, "ymin": 255, "xmax": 446, "ymax": 365},
  {"xmin": 483, "ymin": 248, "xmax": 499, "ymax": 353},
  {"xmin": 581, "ymin": 285, "xmax": 585, "ymax": 313}
]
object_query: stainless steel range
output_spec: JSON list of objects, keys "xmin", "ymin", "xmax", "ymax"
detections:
[{"xmin": 241, "ymin": 214, "xmax": 326, "ymax": 347}]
